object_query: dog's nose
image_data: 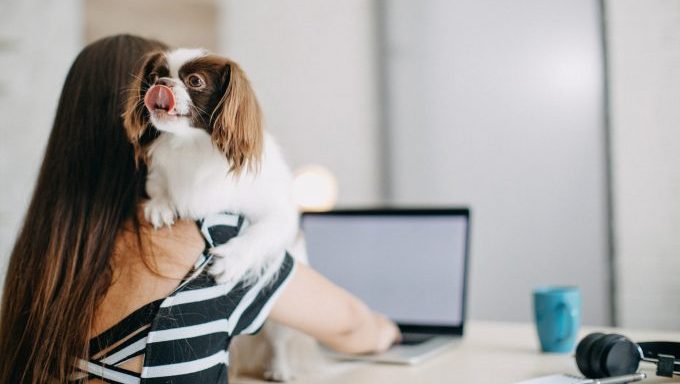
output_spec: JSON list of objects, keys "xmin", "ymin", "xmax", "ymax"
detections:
[{"xmin": 156, "ymin": 78, "xmax": 173, "ymax": 87}]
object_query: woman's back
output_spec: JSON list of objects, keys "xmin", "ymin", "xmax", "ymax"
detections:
[{"xmin": 90, "ymin": 214, "xmax": 204, "ymax": 376}]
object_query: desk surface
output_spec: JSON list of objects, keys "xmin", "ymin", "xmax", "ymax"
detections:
[{"xmin": 235, "ymin": 321, "xmax": 680, "ymax": 384}]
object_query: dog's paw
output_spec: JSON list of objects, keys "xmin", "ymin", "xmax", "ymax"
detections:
[
  {"xmin": 209, "ymin": 240, "xmax": 257, "ymax": 284},
  {"xmin": 144, "ymin": 199, "xmax": 176, "ymax": 229},
  {"xmin": 263, "ymin": 363, "xmax": 294, "ymax": 382}
]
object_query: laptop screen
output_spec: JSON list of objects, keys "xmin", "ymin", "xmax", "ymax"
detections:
[{"xmin": 302, "ymin": 209, "xmax": 470, "ymax": 329}]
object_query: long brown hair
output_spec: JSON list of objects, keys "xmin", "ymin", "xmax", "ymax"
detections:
[{"xmin": 0, "ymin": 35, "xmax": 167, "ymax": 383}]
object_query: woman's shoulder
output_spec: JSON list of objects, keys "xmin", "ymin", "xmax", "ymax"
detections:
[
  {"xmin": 93, "ymin": 212, "xmax": 247, "ymax": 336},
  {"xmin": 92, "ymin": 218, "xmax": 205, "ymax": 336}
]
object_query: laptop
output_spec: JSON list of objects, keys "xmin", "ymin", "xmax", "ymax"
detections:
[{"xmin": 301, "ymin": 208, "xmax": 471, "ymax": 365}]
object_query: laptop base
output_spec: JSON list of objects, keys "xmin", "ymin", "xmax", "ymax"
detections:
[{"xmin": 324, "ymin": 335, "xmax": 459, "ymax": 365}]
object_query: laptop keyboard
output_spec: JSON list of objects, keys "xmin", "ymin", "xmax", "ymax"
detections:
[{"xmin": 399, "ymin": 333, "xmax": 435, "ymax": 345}]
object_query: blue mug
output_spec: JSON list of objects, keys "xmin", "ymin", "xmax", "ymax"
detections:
[{"xmin": 533, "ymin": 286, "xmax": 581, "ymax": 353}]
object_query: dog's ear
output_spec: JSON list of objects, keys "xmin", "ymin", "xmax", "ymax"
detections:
[
  {"xmin": 211, "ymin": 60, "xmax": 263, "ymax": 175},
  {"xmin": 122, "ymin": 51, "xmax": 164, "ymax": 167}
]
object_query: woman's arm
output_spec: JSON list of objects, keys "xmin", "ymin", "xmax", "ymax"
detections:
[{"xmin": 269, "ymin": 262, "xmax": 401, "ymax": 354}]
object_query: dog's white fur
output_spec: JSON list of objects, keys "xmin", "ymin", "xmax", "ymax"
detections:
[
  {"xmin": 139, "ymin": 49, "xmax": 320, "ymax": 381},
  {"xmin": 146, "ymin": 130, "xmax": 298, "ymax": 284},
  {"xmin": 144, "ymin": 49, "xmax": 298, "ymax": 284}
]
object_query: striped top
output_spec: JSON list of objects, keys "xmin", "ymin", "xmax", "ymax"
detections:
[{"xmin": 72, "ymin": 212, "xmax": 296, "ymax": 383}]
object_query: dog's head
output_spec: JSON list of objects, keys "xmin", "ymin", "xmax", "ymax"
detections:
[{"xmin": 123, "ymin": 48, "xmax": 263, "ymax": 174}]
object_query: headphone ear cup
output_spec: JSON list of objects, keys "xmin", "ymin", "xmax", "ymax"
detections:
[
  {"xmin": 589, "ymin": 334, "xmax": 625, "ymax": 377},
  {"xmin": 576, "ymin": 332, "xmax": 606, "ymax": 378},
  {"xmin": 599, "ymin": 335, "xmax": 641, "ymax": 377}
]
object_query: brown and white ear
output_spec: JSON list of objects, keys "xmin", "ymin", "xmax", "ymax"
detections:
[
  {"xmin": 212, "ymin": 60, "xmax": 263, "ymax": 175},
  {"xmin": 122, "ymin": 51, "xmax": 163, "ymax": 167}
]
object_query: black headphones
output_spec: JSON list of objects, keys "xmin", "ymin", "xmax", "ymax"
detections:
[{"xmin": 575, "ymin": 332, "xmax": 680, "ymax": 378}]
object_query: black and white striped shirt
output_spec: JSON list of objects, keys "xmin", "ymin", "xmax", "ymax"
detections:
[{"xmin": 73, "ymin": 212, "xmax": 296, "ymax": 383}]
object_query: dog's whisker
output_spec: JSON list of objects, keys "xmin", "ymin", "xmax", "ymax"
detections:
[
  {"xmin": 192, "ymin": 104, "xmax": 210, "ymax": 116},
  {"xmin": 189, "ymin": 102, "xmax": 211, "ymax": 117},
  {"xmin": 129, "ymin": 73, "xmax": 146, "ymax": 83},
  {"xmin": 121, "ymin": 87, "xmax": 147, "ymax": 92},
  {"xmin": 190, "ymin": 105, "xmax": 209, "ymax": 126},
  {"xmin": 208, "ymin": 95, "xmax": 230, "ymax": 125},
  {"xmin": 128, "ymin": 73, "xmax": 156, "ymax": 89}
]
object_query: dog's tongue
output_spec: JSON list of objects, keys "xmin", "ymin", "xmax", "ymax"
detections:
[{"xmin": 144, "ymin": 85, "xmax": 175, "ymax": 113}]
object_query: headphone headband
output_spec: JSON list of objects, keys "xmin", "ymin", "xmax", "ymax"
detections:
[{"xmin": 638, "ymin": 341, "xmax": 680, "ymax": 377}]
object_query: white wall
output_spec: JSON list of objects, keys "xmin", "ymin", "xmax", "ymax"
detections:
[
  {"xmin": 218, "ymin": 0, "xmax": 381, "ymax": 206},
  {"xmin": 606, "ymin": 0, "xmax": 680, "ymax": 330},
  {"xmin": 217, "ymin": 0, "xmax": 612, "ymax": 325},
  {"xmin": 0, "ymin": 0, "xmax": 82, "ymax": 280},
  {"xmin": 385, "ymin": 0, "xmax": 610, "ymax": 325}
]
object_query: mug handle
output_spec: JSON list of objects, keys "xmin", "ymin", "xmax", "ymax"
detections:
[{"xmin": 556, "ymin": 302, "xmax": 575, "ymax": 343}]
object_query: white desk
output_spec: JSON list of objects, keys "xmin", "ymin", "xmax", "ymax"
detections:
[{"xmin": 235, "ymin": 321, "xmax": 680, "ymax": 383}]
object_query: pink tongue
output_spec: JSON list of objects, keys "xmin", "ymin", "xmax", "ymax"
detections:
[{"xmin": 144, "ymin": 85, "xmax": 176, "ymax": 113}]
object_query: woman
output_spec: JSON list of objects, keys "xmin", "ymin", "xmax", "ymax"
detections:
[{"xmin": 0, "ymin": 35, "xmax": 399, "ymax": 383}]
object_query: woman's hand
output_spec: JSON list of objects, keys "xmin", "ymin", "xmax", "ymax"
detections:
[
  {"xmin": 372, "ymin": 312, "xmax": 401, "ymax": 353},
  {"xmin": 269, "ymin": 262, "xmax": 402, "ymax": 355}
]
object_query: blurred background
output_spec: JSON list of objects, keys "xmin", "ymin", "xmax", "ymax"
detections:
[{"xmin": 0, "ymin": 0, "xmax": 678, "ymax": 329}]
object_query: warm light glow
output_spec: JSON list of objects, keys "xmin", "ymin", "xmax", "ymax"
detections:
[{"xmin": 293, "ymin": 165, "xmax": 338, "ymax": 212}]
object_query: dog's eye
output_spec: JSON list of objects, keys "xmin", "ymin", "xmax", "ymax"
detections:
[{"xmin": 186, "ymin": 74, "xmax": 205, "ymax": 88}]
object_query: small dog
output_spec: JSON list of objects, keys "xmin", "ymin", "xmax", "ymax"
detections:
[
  {"xmin": 123, "ymin": 48, "xmax": 299, "ymax": 284},
  {"xmin": 123, "ymin": 48, "xmax": 321, "ymax": 382}
]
